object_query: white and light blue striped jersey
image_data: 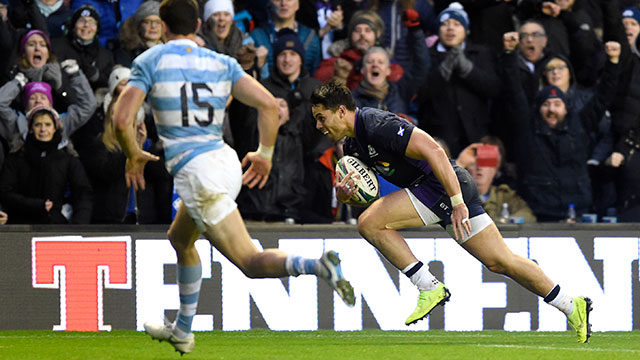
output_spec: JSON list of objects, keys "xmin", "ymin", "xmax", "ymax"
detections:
[{"xmin": 128, "ymin": 39, "xmax": 245, "ymax": 175}]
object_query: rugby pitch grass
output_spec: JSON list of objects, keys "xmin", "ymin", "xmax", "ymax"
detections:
[{"xmin": 1, "ymin": 329, "xmax": 639, "ymax": 359}]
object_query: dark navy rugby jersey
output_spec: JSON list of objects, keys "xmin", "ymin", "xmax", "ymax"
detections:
[{"xmin": 343, "ymin": 107, "xmax": 438, "ymax": 189}]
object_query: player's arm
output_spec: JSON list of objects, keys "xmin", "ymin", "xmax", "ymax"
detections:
[
  {"xmin": 113, "ymin": 85, "xmax": 159, "ymax": 191},
  {"xmin": 231, "ymin": 74, "xmax": 280, "ymax": 189},
  {"xmin": 404, "ymin": 128, "xmax": 471, "ymax": 240}
]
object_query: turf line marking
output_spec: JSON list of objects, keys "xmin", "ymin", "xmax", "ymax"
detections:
[{"xmin": 477, "ymin": 344, "xmax": 640, "ymax": 353}]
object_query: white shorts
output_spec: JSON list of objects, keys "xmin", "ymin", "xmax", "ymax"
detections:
[
  {"xmin": 173, "ymin": 144, "xmax": 242, "ymax": 232},
  {"xmin": 405, "ymin": 189, "xmax": 493, "ymax": 244}
]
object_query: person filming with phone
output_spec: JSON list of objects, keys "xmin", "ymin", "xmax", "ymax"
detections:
[{"xmin": 456, "ymin": 136, "xmax": 536, "ymax": 224}]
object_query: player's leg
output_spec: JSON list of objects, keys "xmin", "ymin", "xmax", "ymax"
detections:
[
  {"xmin": 460, "ymin": 223, "xmax": 592, "ymax": 342},
  {"xmin": 143, "ymin": 202, "xmax": 199, "ymax": 354},
  {"xmin": 202, "ymin": 206, "xmax": 355, "ymax": 306},
  {"xmin": 357, "ymin": 189, "xmax": 450, "ymax": 325}
]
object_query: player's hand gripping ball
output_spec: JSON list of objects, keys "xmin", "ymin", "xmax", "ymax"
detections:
[{"xmin": 336, "ymin": 156, "xmax": 380, "ymax": 206}]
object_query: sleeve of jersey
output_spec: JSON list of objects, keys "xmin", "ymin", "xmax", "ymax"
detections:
[
  {"xmin": 127, "ymin": 53, "xmax": 154, "ymax": 94},
  {"xmin": 366, "ymin": 117, "xmax": 415, "ymax": 155}
]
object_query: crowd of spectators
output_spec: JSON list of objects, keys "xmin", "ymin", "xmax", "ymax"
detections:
[{"xmin": 0, "ymin": 0, "xmax": 638, "ymax": 225}]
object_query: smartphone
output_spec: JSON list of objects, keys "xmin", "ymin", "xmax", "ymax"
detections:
[{"xmin": 476, "ymin": 144, "xmax": 499, "ymax": 168}]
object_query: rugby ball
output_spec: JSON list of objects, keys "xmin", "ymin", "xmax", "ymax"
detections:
[{"xmin": 336, "ymin": 155, "xmax": 380, "ymax": 206}]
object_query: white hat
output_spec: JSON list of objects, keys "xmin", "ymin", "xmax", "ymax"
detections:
[
  {"xmin": 108, "ymin": 66, "xmax": 131, "ymax": 95},
  {"xmin": 204, "ymin": 0, "xmax": 234, "ymax": 22}
]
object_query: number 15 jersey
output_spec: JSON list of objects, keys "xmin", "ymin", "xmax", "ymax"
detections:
[{"xmin": 128, "ymin": 39, "xmax": 246, "ymax": 176}]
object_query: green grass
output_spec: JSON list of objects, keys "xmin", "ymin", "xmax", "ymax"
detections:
[{"xmin": 1, "ymin": 330, "xmax": 640, "ymax": 359}]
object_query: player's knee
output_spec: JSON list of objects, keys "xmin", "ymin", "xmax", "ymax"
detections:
[
  {"xmin": 167, "ymin": 229, "xmax": 190, "ymax": 253},
  {"xmin": 483, "ymin": 256, "xmax": 511, "ymax": 274},
  {"xmin": 356, "ymin": 213, "xmax": 375, "ymax": 240}
]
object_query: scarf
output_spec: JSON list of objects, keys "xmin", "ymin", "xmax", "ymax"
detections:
[
  {"xmin": 359, "ymin": 78, "xmax": 389, "ymax": 102},
  {"xmin": 204, "ymin": 20, "xmax": 244, "ymax": 58},
  {"xmin": 36, "ymin": 0, "xmax": 63, "ymax": 18}
]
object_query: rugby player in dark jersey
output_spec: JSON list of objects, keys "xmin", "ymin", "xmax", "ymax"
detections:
[{"xmin": 310, "ymin": 81, "xmax": 592, "ymax": 343}]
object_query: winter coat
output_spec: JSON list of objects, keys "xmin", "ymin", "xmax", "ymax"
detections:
[
  {"xmin": 482, "ymin": 184, "xmax": 537, "ymax": 223},
  {"xmin": 52, "ymin": 34, "xmax": 115, "ymax": 90},
  {"xmin": 8, "ymin": 0, "xmax": 72, "ymax": 40},
  {"xmin": 417, "ymin": 41, "xmax": 501, "ymax": 156},
  {"xmin": 502, "ymin": 51, "xmax": 620, "ymax": 220},
  {"xmin": 0, "ymin": 132, "xmax": 92, "ymax": 224}
]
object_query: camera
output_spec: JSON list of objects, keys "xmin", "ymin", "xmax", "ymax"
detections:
[{"xmin": 476, "ymin": 144, "xmax": 499, "ymax": 167}]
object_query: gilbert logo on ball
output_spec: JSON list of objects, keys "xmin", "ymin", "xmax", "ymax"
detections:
[{"xmin": 336, "ymin": 156, "xmax": 380, "ymax": 205}]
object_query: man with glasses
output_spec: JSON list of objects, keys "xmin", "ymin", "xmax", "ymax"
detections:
[{"xmin": 514, "ymin": 20, "xmax": 553, "ymax": 104}]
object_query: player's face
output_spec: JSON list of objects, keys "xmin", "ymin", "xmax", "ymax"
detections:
[
  {"xmin": 623, "ymin": 18, "xmax": 640, "ymax": 48},
  {"xmin": 439, "ymin": 18, "xmax": 466, "ymax": 47},
  {"xmin": 141, "ymin": 15, "xmax": 163, "ymax": 42},
  {"xmin": 351, "ymin": 24, "xmax": 376, "ymax": 52},
  {"xmin": 362, "ymin": 51, "xmax": 390, "ymax": 87},
  {"xmin": 276, "ymin": 49, "xmax": 302, "ymax": 79},
  {"xmin": 539, "ymin": 98, "xmax": 567, "ymax": 128},
  {"xmin": 211, "ymin": 11, "xmax": 233, "ymax": 40},
  {"xmin": 544, "ymin": 58, "xmax": 570, "ymax": 91},
  {"xmin": 23, "ymin": 34, "xmax": 49, "ymax": 69},
  {"xmin": 518, "ymin": 23, "xmax": 547, "ymax": 63},
  {"xmin": 27, "ymin": 92, "xmax": 51, "ymax": 111},
  {"xmin": 75, "ymin": 16, "xmax": 98, "ymax": 42},
  {"xmin": 312, "ymin": 104, "xmax": 347, "ymax": 142},
  {"xmin": 31, "ymin": 114, "xmax": 56, "ymax": 142}
]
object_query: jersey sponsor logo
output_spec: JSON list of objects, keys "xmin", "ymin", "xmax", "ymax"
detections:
[{"xmin": 374, "ymin": 161, "xmax": 395, "ymax": 176}]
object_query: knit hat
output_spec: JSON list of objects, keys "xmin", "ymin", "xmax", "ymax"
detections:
[
  {"xmin": 71, "ymin": 4, "xmax": 101, "ymax": 34},
  {"xmin": 535, "ymin": 85, "xmax": 567, "ymax": 108},
  {"xmin": 26, "ymin": 105, "xmax": 60, "ymax": 130},
  {"xmin": 348, "ymin": 16, "xmax": 379, "ymax": 43},
  {"xmin": 108, "ymin": 66, "xmax": 131, "ymax": 95},
  {"xmin": 134, "ymin": 1, "xmax": 160, "ymax": 24},
  {"xmin": 23, "ymin": 81, "xmax": 53, "ymax": 107},
  {"xmin": 622, "ymin": 7, "xmax": 640, "ymax": 26},
  {"xmin": 273, "ymin": 28, "xmax": 304, "ymax": 61},
  {"xmin": 20, "ymin": 30, "xmax": 51, "ymax": 56},
  {"xmin": 204, "ymin": 0, "xmax": 234, "ymax": 22},
  {"xmin": 439, "ymin": 2, "xmax": 469, "ymax": 32}
]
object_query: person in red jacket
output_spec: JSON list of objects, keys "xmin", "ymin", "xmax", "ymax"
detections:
[{"xmin": 314, "ymin": 10, "xmax": 404, "ymax": 90}]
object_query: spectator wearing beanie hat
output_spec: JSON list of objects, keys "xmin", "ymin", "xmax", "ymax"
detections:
[
  {"xmin": 622, "ymin": 7, "xmax": 640, "ymax": 51},
  {"xmin": 70, "ymin": 0, "xmax": 144, "ymax": 49},
  {"xmin": 502, "ymin": 38, "xmax": 622, "ymax": 222},
  {"xmin": 23, "ymin": 81, "xmax": 54, "ymax": 111},
  {"xmin": 115, "ymin": 1, "xmax": 164, "ymax": 67},
  {"xmin": 0, "ymin": 102, "xmax": 93, "ymax": 225},
  {"xmin": 250, "ymin": 0, "xmax": 321, "ymax": 79},
  {"xmin": 415, "ymin": 1, "xmax": 500, "ymax": 157},
  {"xmin": 201, "ymin": 0, "xmax": 252, "ymax": 63},
  {"xmin": 52, "ymin": 4, "xmax": 115, "ymax": 90},
  {"xmin": 0, "ymin": 63, "xmax": 97, "ymax": 148}
]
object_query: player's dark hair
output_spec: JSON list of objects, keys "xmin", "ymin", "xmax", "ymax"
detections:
[
  {"xmin": 310, "ymin": 81, "xmax": 356, "ymax": 111},
  {"xmin": 159, "ymin": 0, "xmax": 199, "ymax": 35}
]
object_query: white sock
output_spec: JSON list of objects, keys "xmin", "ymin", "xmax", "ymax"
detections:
[
  {"xmin": 402, "ymin": 261, "xmax": 440, "ymax": 291},
  {"xmin": 544, "ymin": 285, "xmax": 574, "ymax": 316}
]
